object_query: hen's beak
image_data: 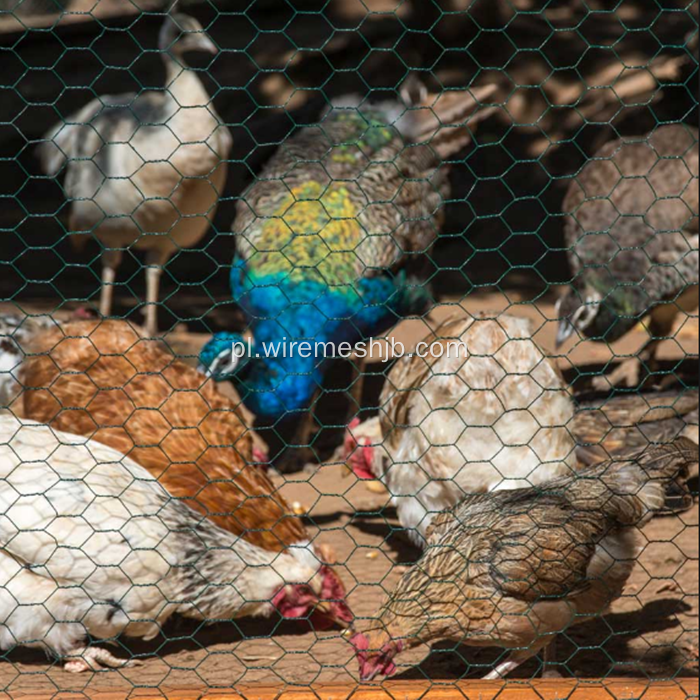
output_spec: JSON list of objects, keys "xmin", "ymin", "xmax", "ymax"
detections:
[
  {"xmin": 314, "ymin": 600, "xmax": 332, "ymax": 616},
  {"xmin": 555, "ymin": 319, "xmax": 575, "ymax": 349},
  {"xmin": 331, "ymin": 612, "xmax": 352, "ymax": 630},
  {"xmin": 313, "ymin": 602, "xmax": 354, "ymax": 631}
]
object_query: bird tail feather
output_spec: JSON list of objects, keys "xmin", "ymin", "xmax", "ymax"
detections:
[
  {"xmin": 566, "ymin": 438, "xmax": 697, "ymax": 527},
  {"xmin": 410, "ymin": 84, "xmax": 499, "ymax": 158},
  {"xmin": 582, "ymin": 392, "xmax": 699, "ymax": 431}
]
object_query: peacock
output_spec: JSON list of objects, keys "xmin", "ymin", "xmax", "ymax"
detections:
[{"xmin": 199, "ymin": 83, "xmax": 496, "ymax": 468}]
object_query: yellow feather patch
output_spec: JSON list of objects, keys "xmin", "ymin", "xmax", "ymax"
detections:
[{"xmin": 253, "ymin": 181, "xmax": 362, "ymax": 286}]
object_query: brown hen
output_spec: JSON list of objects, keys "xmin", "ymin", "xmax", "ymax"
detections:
[
  {"xmin": 351, "ymin": 438, "xmax": 697, "ymax": 680},
  {"xmin": 17, "ymin": 319, "xmax": 352, "ymax": 627}
]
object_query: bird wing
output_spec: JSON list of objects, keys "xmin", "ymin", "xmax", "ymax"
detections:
[
  {"xmin": 379, "ymin": 314, "xmax": 475, "ymax": 433},
  {"xmin": 38, "ymin": 97, "xmax": 107, "ymax": 176},
  {"xmin": 39, "ymin": 89, "xmax": 178, "ymax": 170},
  {"xmin": 563, "ymin": 126, "xmax": 699, "ymax": 281},
  {"xmin": 38, "ymin": 92, "xmax": 191, "ymax": 233},
  {"xmin": 39, "ymin": 94, "xmax": 152, "ymax": 176},
  {"xmin": 0, "ymin": 417, "xmax": 171, "ymax": 594},
  {"xmin": 574, "ymin": 391, "xmax": 700, "ymax": 466},
  {"xmin": 380, "ymin": 313, "xmax": 574, "ymax": 499},
  {"xmin": 233, "ymin": 91, "xmax": 494, "ymax": 322},
  {"xmin": 20, "ymin": 320, "xmax": 308, "ymax": 552},
  {"xmin": 338, "ymin": 87, "xmax": 498, "ymax": 265},
  {"xmin": 424, "ymin": 509, "xmax": 459, "ymax": 546},
  {"xmin": 458, "ymin": 440, "xmax": 697, "ymax": 605},
  {"xmin": 234, "ymin": 105, "xmax": 448, "ymax": 282},
  {"xmin": 439, "ymin": 489, "xmax": 599, "ymax": 602},
  {"xmin": 483, "ymin": 498, "xmax": 596, "ymax": 601}
]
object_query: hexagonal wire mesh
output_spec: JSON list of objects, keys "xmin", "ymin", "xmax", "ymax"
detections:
[{"xmin": 0, "ymin": 0, "xmax": 698, "ymax": 697}]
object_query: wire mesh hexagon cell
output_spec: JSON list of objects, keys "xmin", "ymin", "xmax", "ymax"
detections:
[{"xmin": 0, "ymin": 0, "xmax": 698, "ymax": 698}]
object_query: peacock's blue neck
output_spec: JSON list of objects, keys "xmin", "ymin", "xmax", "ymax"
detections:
[
  {"xmin": 236, "ymin": 349, "xmax": 322, "ymax": 420},
  {"xmin": 229, "ymin": 259, "xmax": 432, "ymax": 419},
  {"xmin": 234, "ymin": 312, "xmax": 361, "ymax": 419}
]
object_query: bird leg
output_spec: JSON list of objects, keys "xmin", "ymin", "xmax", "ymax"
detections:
[
  {"xmin": 592, "ymin": 312, "xmax": 675, "ymax": 392},
  {"xmin": 144, "ymin": 261, "xmax": 164, "ymax": 338},
  {"xmin": 542, "ymin": 637, "xmax": 562, "ymax": 679},
  {"xmin": 64, "ymin": 646, "xmax": 141, "ymax": 674},
  {"xmin": 275, "ymin": 393, "xmax": 320, "ymax": 473},
  {"xmin": 99, "ymin": 249, "xmax": 123, "ymax": 320},
  {"xmin": 294, "ymin": 403, "xmax": 318, "ymax": 451},
  {"xmin": 483, "ymin": 648, "xmax": 539, "ymax": 681}
]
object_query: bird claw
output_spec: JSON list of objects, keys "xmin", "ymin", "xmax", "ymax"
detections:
[{"xmin": 63, "ymin": 648, "xmax": 141, "ymax": 673}]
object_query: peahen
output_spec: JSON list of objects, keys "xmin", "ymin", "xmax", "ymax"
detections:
[
  {"xmin": 39, "ymin": 13, "xmax": 232, "ymax": 337},
  {"xmin": 556, "ymin": 125, "xmax": 699, "ymax": 389},
  {"xmin": 199, "ymin": 83, "xmax": 496, "ymax": 469}
]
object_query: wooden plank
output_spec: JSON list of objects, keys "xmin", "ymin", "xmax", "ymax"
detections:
[{"xmin": 2, "ymin": 681, "xmax": 699, "ymax": 700}]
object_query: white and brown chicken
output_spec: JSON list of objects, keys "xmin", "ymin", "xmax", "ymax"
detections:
[
  {"xmin": 0, "ymin": 415, "xmax": 327, "ymax": 673},
  {"xmin": 341, "ymin": 313, "xmax": 698, "ymax": 547}
]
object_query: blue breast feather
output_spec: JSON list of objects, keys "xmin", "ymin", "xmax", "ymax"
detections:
[{"xmin": 230, "ymin": 260, "xmax": 430, "ymax": 419}]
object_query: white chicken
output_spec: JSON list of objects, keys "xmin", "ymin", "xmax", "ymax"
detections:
[
  {"xmin": 343, "ymin": 313, "xmax": 577, "ymax": 547},
  {"xmin": 0, "ymin": 415, "xmax": 326, "ymax": 673}
]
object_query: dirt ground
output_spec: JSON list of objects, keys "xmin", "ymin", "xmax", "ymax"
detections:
[{"xmin": 0, "ymin": 293, "xmax": 698, "ymax": 693}]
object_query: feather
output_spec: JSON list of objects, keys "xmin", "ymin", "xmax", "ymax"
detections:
[
  {"xmin": 557, "ymin": 125, "xmax": 699, "ymax": 355},
  {"xmin": 0, "ymin": 415, "xmax": 323, "ymax": 671},
  {"xmin": 200, "ymin": 82, "xmax": 497, "ymax": 423},
  {"xmin": 351, "ymin": 438, "xmax": 697, "ymax": 681},
  {"xmin": 37, "ymin": 14, "xmax": 233, "ymax": 335},
  {"xmin": 0, "ymin": 314, "xmax": 59, "ymax": 408},
  {"xmin": 16, "ymin": 319, "xmax": 352, "ymax": 628},
  {"xmin": 372, "ymin": 313, "xmax": 576, "ymax": 547},
  {"xmin": 343, "ymin": 313, "xmax": 699, "ymax": 545},
  {"xmin": 574, "ymin": 391, "xmax": 699, "ymax": 466}
]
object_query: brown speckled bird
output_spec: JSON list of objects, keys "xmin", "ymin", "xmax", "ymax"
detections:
[
  {"xmin": 351, "ymin": 438, "xmax": 697, "ymax": 681},
  {"xmin": 16, "ymin": 320, "xmax": 352, "ymax": 628},
  {"xmin": 555, "ymin": 125, "xmax": 699, "ymax": 389}
]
